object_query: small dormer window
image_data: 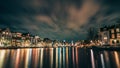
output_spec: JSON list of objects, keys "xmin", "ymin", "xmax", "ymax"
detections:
[
  {"xmin": 116, "ymin": 28, "xmax": 120, "ymax": 32},
  {"xmin": 117, "ymin": 33, "xmax": 120, "ymax": 38},
  {"xmin": 111, "ymin": 34, "xmax": 115, "ymax": 38},
  {"xmin": 111, "ymin": 29, "xmax": 114, "ymax": 33}
]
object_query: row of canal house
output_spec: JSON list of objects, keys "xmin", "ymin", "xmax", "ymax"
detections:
[
  {"xmin": 0, "ymin": 28, "xmax": 41, "ymax": 46},
  {"xmin": 99, "ymin": 23, "xmax": 120, "ymax": 45}
]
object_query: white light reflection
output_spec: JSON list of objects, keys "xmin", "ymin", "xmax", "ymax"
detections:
[
  {"xmin": 26, "ymin": 49, "xmax": 32, "ymax": 68},
  {"xmin": 56, "ymin": 48, "xmax": 58, "ymax": 68},
  {"xmin": 75, "ymin": 47, "xmax": 78, "ymax": 68},
  {"xmin": 50, "ymin": 48, "xmax": 53, "ymax": 68},
  {"xmin": 40, "ymin": 48, "xmax": 43, "ymax": 68},
  {"xmin": 58, "ymin": 48, "xmax": 62, "ymax": 68},
  {"xmin": 24, "ymin": 49, "xmax": 30, "ymax": 68},
  {"xmin": 62, "ymin": 47, "xmax": 65, "ymax": 68},
  {"xmin": 100, "ymin": 54, "xmax": 105, "ymax": 68},
  {"xmin": 90, "ymin": 49, "xmax": 95, "ymax": 68}
]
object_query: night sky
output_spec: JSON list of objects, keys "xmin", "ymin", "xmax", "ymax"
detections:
[{"xmin": 0, "ymin": 0, "xmax": 120, "ymax": 41}]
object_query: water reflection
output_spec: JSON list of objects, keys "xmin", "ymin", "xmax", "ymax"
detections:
[
  {"xmin": 90, "ymin": 49, "xmax": 95, "ymax": 68},
  {"xmin": 100, "ymin": 54, "xmax": 105, "ymax": 68},
  {"xmin": 0, "ymin": 47, "xmax": 120, "ymax": 68},
  {"xmin": 0, "ymin": 50, "xmax": 5, "ymax": 68},
  {"xmin": 93, "ymin": 49, "xmax": 120, "ymax": 68}
]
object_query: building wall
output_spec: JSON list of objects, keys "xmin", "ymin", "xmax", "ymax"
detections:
[
  {"xmin": 100, "ymin": 25, "xmax": 120, "ymax": 45},
  {"xmin": 100, "ymin": 31, "xmax": 110, "ymax": 44},
  {"xmin": 0, "ymin": 28, "xmax": 12, "ymax": 46},
  {"xmin": 109, "ymin": 28, "xmax": 120, "ymax": 45}
]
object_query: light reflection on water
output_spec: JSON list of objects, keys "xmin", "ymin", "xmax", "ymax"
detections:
[
  {"xmin": 0, "ymin": 47, "xmax": 120, "ymax": 68},
  {"xmin": 92, "ymin": 50, "xmax": 120, "ymax": 68}
]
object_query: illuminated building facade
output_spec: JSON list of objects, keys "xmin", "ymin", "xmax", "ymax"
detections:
[
  {"xmin": 100, "ymin": 24, "xmax": 120, "ymax": 45},
  {"xmin": 0, "ymin": 28, "xmax": 41, "ymax": 46},
  {"xmin": 0, "ymin": 28, "xmax": 12, "ymax": 46},
  {"xmin": 100, "ymin": 27, "xmax": 110, "ymax": 44},
  {"xmin": 11, "ymin": 32, "xmax": 22, "ymax": 46}
]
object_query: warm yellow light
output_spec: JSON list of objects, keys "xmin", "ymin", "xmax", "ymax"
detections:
[
  {"xmin": 6, "ymin": 32, "xmax": 8, "ymax": 35},
  {"xmin": 104, "ymin": 37, "xmax": 107, "ymax": 40},
  {"xmin": 2, "ymin": 32, "xmax": 5, "ymax": 34},
  {"xmin": 114, "ymin": 40, "xmax": 117, "ymax": 43}
]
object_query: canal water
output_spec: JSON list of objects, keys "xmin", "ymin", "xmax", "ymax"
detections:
[{"xmin": 0, "ymin": 47, "xmax": 120, "ymax": 68}]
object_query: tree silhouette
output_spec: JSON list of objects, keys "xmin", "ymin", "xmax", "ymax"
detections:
[{"xmin": 87, "ymin": 27, "xmax": 98, "ymax": 41}]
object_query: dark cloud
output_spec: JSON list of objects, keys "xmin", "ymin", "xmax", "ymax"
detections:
[{"xmin": 0, "ymin": 0, "xmax": 120, "ymax": 41}]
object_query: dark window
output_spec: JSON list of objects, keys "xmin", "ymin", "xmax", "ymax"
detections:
[
  {"xmin": 112, "ymin": 40, "xmax": 115, "ymax": 44},
  {"xmin": 117, "ymin": 40, "xmax": 119, "ymax": 43}
]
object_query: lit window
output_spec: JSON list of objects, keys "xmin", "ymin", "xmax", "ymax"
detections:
[
  {"xmin": 111, "ymin": 29, "xmax": 114, "ymax": 33},
  {"xmin": 117, "ymin": 33, "xmax": 120, "ymax": 38},
  {"xmin": 104, "ymin": 37, "xmax": 107, "ymax": 39},
  {"xmin": 6, "ymin": 32, "xmax": 8, "ymax": 35},
  {"xmin": 111, "ymin": 34, "xmax": 115, "ymax": 38},
  {"xmin": 116, "ymin": 28, "xmax": 120, "ymax": 32},
  {"xmin": 2, "ymin": 32, "xmax": 5, "ymax": 34}
]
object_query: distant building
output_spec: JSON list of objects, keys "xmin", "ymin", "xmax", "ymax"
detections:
[
  {"xmin": 34, "ymin": 36, "xmax": 41, "ymax": 45},
  {"xmin": 11, "ymin": 32, "xmax": 22, "ymax": 46},
  {"xmin": 0, "ymin": 28, "xmax": 41, "ymax": 46},
  {"xmin": 43, "ymin": 38, "xmax": 53, "ymax": 47},
  {"xmin": 0, "ymin": 28, "xmax": 12, "ymax": 46},
  {"xmin": 22, "ymin": 33, "xmax": 31, "ymax": 46},
  {"xmin": 99, "ymin": 24, "xmax": 120, "ymax": 45}
]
